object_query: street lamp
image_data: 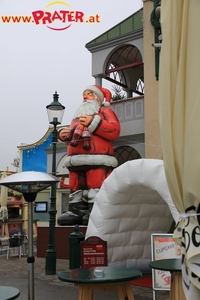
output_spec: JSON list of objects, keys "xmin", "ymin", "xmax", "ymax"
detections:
[
  {"xmin": 45, "ymin": 91, "xmax": 65, "ymax": 275},
  {"xmin": 0, "ymin": 171, "xmax": 59, "ymax": 300}
]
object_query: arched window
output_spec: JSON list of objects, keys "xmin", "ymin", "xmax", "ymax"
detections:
[
  {"xmin": 105, "ymin": 45, "xmax": 144, "ymax": 95},
  {"xmin": 114, "ymin": 146, "xmax": 141, "ymax": 167}
]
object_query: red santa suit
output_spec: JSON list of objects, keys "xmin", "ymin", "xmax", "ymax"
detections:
[{"xmin": 65, "ymin": 107, "xmax": 120, "ymax": 192}]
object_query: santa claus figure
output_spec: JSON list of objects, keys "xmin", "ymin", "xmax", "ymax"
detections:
[{"xmin": 57, "ymin": 85, "xmax": 120, "ymax": 225}]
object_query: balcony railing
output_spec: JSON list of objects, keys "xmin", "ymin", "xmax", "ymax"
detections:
[{"xmin": 110, "ymin": 95, "xmax": 144, "ymax": 136}]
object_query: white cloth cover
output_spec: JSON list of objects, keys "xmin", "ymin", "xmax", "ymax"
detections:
[
  {"xmin": 86, "ymin": 159, "xmax": 179, "ymax": 271},
  {"xmin": 159, "ymin": 1, "xmax": 200, "ymax": 298}
]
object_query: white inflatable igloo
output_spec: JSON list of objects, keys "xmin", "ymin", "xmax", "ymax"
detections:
[{"xmin": 85, "ymin": 159, "xmax": 179, "ymax": 272}]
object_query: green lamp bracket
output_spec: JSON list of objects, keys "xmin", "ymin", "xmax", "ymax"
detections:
[{"xmin": 150, "ymin": 0, "xmax": 162, "ymax": 80}]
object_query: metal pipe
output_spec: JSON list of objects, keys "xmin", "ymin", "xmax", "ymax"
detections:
[{"xmin": 27, "ymin": 201, "xmax": 34, "ymax": 300}]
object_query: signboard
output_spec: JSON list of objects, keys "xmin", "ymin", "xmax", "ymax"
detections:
[
  {"xmin": 151, "ymin": 234, "xmax": 181, "ymax": 291},
  {"xmin": 81, "ymin": 236, "xmax": 107, "ymax": 268},
  {"xmin": 34, "ymin": 202, "xmax": 47, "ymax": 213}
]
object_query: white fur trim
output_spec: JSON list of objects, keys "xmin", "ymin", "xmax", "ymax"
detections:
[
  {"xmin": 84, "ymin": 86, "xmax": 104, "ymax": 102},
  {"xmin": 64, "ymin": 154, "xmax": 118, "ymax": 168},
  {"xmin": 104, "ymin": 102, "xmax": 110, "ymax": 107},
  {"xmin": 88, "ymin": 115, "xmax": 101, "ymax": 132}
]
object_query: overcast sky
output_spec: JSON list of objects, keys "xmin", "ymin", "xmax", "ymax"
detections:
[{"xmin": 0, "ymin": 0, "xmax": 143, "ymax": 171}]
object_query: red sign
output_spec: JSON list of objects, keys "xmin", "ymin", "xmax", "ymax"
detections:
[{"xmin": 81, "ymin": 236, "xmax": 107, "ymax": 268}]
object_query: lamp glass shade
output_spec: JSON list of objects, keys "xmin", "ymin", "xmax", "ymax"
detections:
[
  {"xmin": 46, "ymin": 108, "xmax": 65, "ymax": 124},
  {"xmin": 46, "ymin": 91, "xmax": 65, "ymax": 124}
]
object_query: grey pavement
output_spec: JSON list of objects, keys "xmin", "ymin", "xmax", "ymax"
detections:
[{"xmin": 0, "ymin": 250, "xmax": 169, "ymax": 300}]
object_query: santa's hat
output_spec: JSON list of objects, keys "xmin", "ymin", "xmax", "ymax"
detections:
[{"xmin": 83, "ymin": 85, "xmax": 112, "ymax": 106}]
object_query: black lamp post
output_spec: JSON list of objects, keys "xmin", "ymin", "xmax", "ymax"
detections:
[
  {"xmin": 0, "ymin": 171, "xmax": 59, "ymax": 300},
  {"xmin": 45, "ymin": 91, "xmax": 65, "ymax": 275}
]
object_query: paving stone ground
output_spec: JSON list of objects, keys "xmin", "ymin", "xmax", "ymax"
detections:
[{"xmin": 0, "ymin": 250, "xmax": 169, "ymax": 300}]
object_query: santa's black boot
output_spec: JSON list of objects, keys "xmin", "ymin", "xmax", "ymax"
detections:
[
  {"xmin": 82, "ymin": 188, "xmax": 100, "ymax": 225},
  {"xmin": 57, "ymin": 190, "xmax": 88, "ymax": 225}
]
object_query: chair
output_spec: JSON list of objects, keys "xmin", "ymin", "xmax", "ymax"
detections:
[
  {"xmin": 33, "ymin": 235, "xmax": 37, "ymax": 254},
  {"xmin": 22, "ymin": 235, "xmax": 28, "ymax": 256},
  {"xmin": 7, "ymin": 236, "xmax": 23, "ymax": 259},
  {"xmin": 0, "ymin": 238, "xmax": 9, "ymax": 252},
  {"xmin": 22, "ymin": 235, "xmax": 37, "ymax": 256}
]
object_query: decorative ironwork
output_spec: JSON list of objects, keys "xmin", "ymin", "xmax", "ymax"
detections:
[
  {"xmin": 114, "ymin": 146, "xmax": 141, "ymax": 167},
  {"xmin": 150, "ymin": 0, "xmax": 162, "ymax": 80},
  {"xmin": 136, "ymin": 77, "xmax": 144, "ymax": 95}
]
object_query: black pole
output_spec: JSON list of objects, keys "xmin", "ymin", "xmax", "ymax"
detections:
[
  {"xmin": 45, "ymin": 118, "xmax": 58, "ymax": 275},
  {"xmin": 23, "ymin": 192, "xmax": 37, "ymax": 300}
]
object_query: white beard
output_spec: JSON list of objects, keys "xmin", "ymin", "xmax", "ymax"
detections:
[{"xmin": 73, "ymin": 100, "xmax": 100, "ymax": 118}]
